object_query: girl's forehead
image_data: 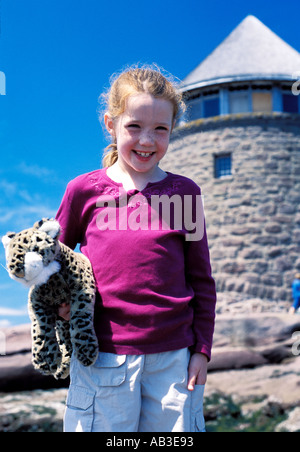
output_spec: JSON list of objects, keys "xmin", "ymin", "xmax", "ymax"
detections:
[{"xmin": 125, "ymin": 93, "xmax": 174, "ymax": 120}]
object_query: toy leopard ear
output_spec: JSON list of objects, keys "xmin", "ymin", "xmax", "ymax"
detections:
[
  {"xmin": 33, "ymin": 218, "xmax": 51, "ymax": 229},
  {"xmin": 2, "ymin": 232, "xmax": 16, "ymax": 250},
  {"xmin": 38, "ymin": 219, "xmax": 61, "ymax": 239}
]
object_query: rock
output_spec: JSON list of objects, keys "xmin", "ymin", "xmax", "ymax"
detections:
[
  {"xmin": 0, "ymin": 324, "xmax": 69, "ymax": 392},
  {"xmin": 208, "ymin": 349, "xmax": 268, "ymax": 371},
  {"xmin": 0, "ymin": 353, "xmax": 69, "ymax": 392},
  {"xmin": 215, "ymin": 291, "xmax": 290, "ymax": 315},
  {"xmin": 262, "ymin": 396, "xmax": 285, "ymax": 418},
  {"xmin": 275, "ymin": 408, "xmax": 300, "ymax": 432},
  {"xmin": 261, "ymin": 346, "xmax": 290, "ymax": 364},
  {"xmin": 205, "ymin": 310, "xmax": 300, "ymax": 431},
  {"xmin": 213, "ymin": 312, "xmax": 300, "ymax": 347},
  {"xmin": 1, "ymin": 311, "xmax": 299, "ymax": 392},
  {"xmin": 3, "ymin": 324, "xmax": 31, "ymax": 355},
  {"xmin": 0, "ymin": 389, "xmax": 67, "ymax": 432},
  {"xmin": 206, "ymin": 357, "xmax": 300, "ymax": 407},
  {"xmin": 0, "ymin": 309, "xmax": 300, "ymax": 431}
]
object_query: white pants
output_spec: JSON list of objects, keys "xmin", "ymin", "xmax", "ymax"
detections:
[{"xmin": 64, "ymin": 348, "xmax": 205, "ymax": 432}]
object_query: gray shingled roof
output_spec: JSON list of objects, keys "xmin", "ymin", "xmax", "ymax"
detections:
[{"xmin": 182, "ymin": 15, "xmax": 300, "ymax": 92}]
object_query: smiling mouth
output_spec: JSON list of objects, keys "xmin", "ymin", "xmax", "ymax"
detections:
[{"xmin": 133, "ymin": 150, "xmax": 155, "ymax": 158}]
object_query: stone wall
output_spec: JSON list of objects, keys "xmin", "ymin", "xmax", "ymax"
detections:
[{"xmin": 161, "ymin": 113, "xmax": 300, "ymax": 302}]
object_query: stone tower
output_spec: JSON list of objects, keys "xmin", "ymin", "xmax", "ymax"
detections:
[{"xmin": 162, "ymin": 15, "xmax": 300, "ymax": 305}]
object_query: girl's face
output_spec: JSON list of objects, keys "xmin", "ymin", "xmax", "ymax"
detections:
[{"xmin": 105, "ymin": 93, "xmax": 174, "ymax": 175}]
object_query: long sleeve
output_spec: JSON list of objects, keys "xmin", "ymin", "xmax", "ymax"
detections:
[
  {"xmin": 55, "ymin": 183, "xmax": 82, "ymax": 250},
  {"xmin": 184, "ymin": 189, "xmax": 216, "ymax": 361}
]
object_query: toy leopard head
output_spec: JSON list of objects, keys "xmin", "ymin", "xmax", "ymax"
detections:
[{"xmin": 2, "ymin": 218, "xmax": 61, "ymax": 288}]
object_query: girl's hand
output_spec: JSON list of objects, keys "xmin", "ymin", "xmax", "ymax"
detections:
[
  {"xmin": 187, "ymin": 352, "xmax": 208, "ymax": 391},
  {"xmin": 58, "ymin": 302, "xmax": 71, "ymax": 321}
]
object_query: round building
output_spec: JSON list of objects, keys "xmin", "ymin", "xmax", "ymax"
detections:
[{"xmin": 162, "ymin": 16, "xmax": 300, "ymax": 305}]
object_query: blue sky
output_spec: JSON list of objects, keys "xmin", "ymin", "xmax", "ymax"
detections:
[{"xmin": 0, "ymin": 0, "xmax": 300, "ymax": 327}]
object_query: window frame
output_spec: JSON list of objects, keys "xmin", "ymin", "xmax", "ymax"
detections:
[{"xmin": 214, "ymin": 153, "xmax": 232, "ymax": 179}]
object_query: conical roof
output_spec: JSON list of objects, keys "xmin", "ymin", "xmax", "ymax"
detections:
[{"xmin": 182, "ymin": 15, "xmax": 300, "ymax": 91}]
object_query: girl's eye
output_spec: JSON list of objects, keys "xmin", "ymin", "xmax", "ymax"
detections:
[
  {"xmin": 127, "ymin": 124, "xmax": 140, "ymax": 129},
  {"xmin": 156, "ymin": 126, "xmax": 168, "ymax": 131}
]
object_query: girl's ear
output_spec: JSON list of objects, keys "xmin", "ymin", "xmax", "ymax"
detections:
[{"xmin": 104, "ymin": 113, "xmax": 116, "ymax": 137}]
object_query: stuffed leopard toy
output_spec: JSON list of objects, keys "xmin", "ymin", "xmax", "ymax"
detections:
[{"xmin": 2, "ymin": 218, "xmax": 99, "ymax": 379}]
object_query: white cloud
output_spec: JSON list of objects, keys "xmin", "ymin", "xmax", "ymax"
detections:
[
  {"xmin": 17, "ymin": 161, "xmax": 63, "ymax": 185},
  {"xmin": 0, "ymin": 210, "xmax": 16, "ymax": 225},
  {"xmin": 0, "ymin": 205, "xmax": 57, "ymax": 232},
  {"xmin": 0, "ymin": 319, "xmax": 11, "ymax": 327},
  {"xmin": 0, "ymin": 178, "xmax": 39, "ymax": 205},
  {"xmin": 0, "ymin": 282, "xmax": 12, "ymax": 291},
  {"xmin": 0, "ymin": 306, "xmax": 28, "ymax": 316},
  {"xmin": 0, "ymin": 180, "xmax": 18, "ymax": 197},
  {"xmin": 0, "ymin": 163, "xmax": 61, "ymax": 236}
]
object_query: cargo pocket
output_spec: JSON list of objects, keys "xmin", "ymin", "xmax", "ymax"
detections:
[
  {"xmin": 191, "ymin": 384, "xmax": 206, "ymax": 432},
  {"xmin": 92, "ymin": 352, "xmax": 127, "ymax": 387},
  {"xmin": 64, "ymin": 385, "xmax": 95, "ymax": 432}
]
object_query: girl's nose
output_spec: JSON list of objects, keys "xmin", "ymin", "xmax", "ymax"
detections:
[{"xmin": 139, "ymin": 131, "xmax": 154, "ymax": 146}]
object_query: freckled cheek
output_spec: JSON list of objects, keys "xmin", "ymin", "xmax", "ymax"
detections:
[
  {"xmin": 123, "ymin": 131, "xmax": 138, "ymax": 145},
  {"xmin": 117, "ymin": 137, "xmax": 136, "ymax": 154},
  {"xmin": 158, "ymin": 136, "xmax": 170, "ymax": 152}
]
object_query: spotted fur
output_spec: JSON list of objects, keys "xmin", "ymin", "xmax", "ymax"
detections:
[{"xmin": 2, "ymin": 218, "xmax": 99, "ymax": 379}]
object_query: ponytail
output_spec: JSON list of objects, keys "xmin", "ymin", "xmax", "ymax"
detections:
[{"xmin": 102, "ymin": 143, "xmax": 118, "ymax": 168}]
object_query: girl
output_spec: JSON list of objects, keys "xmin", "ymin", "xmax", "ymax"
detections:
[{"xmin": 56, "ymin": 65, "xmax": 216, "ymax": 432}]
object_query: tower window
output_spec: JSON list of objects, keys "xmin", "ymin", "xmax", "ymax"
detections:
[
  {"xmin": 215, "ymin": 154, "xmax": 232, "ymax": 178},
  {"xmin": 203, "ymin": 97, "xmax": 220, "ymax": 117},
  {"xmin": 188, "ymin": 98, "xmax": 202, "ymax": 121},
  {"xmin": 282, "ymin": 94, "xmax": 299, "ymax": 113},
  {"xmin": 252, "ymin": 92, "xmax": 272, "ymax": 113},
  {"xmin": 229, "ymin": 91, "xmax": 249, "ymax": 114}
]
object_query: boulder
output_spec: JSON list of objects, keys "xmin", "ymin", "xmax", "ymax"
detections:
[
  {"xmin": 0, "ymin": 388, "xmax": 67, "ymax": 432},
  {"xmin": 0, "ymin": 324, "xmax": 69, "ymax": 392},
  {"xmin": 0, "ymin": 312, "xmax": 299, "ymax": 392},
  {"xmin": 212, "ymin": 312, "xmax": 300, "ymax": 348},
  {"xmin": 276, "ymin": 408, "xmax": 300, "ymax": 432},
  {"xmin": 2, "ymin": 324, "xmax": 31, "ymax": 355},
  {"xmin": 208, "ymin": 312, "xmax": 299, "ymax": 372},
  {"xmin": 208, "ymin": 349, "xmax": 268, "ymax": 371}
]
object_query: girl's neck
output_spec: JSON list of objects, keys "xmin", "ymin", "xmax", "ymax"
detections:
[{"xmin": 107, "ymin": 161, "xmax": 167, "ymax": 192}]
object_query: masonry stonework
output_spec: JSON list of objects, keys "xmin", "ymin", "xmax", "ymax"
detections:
[{"xmin": 162, "ymin": 113, "xmax": 300, "ymax": 303}]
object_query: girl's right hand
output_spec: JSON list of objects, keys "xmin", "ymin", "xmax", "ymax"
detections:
[
  {"xmin": 187, "ymin": 352, "xmax": 208, "ymax": 391},
  {"xmin": 58, "ymin": 302, "xmax": 71, "ymax": 321}
]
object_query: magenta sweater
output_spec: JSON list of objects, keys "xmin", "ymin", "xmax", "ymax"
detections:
[{"xmin": 55, "ymin": 168, "xmax": 216, "ymax": 359}]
